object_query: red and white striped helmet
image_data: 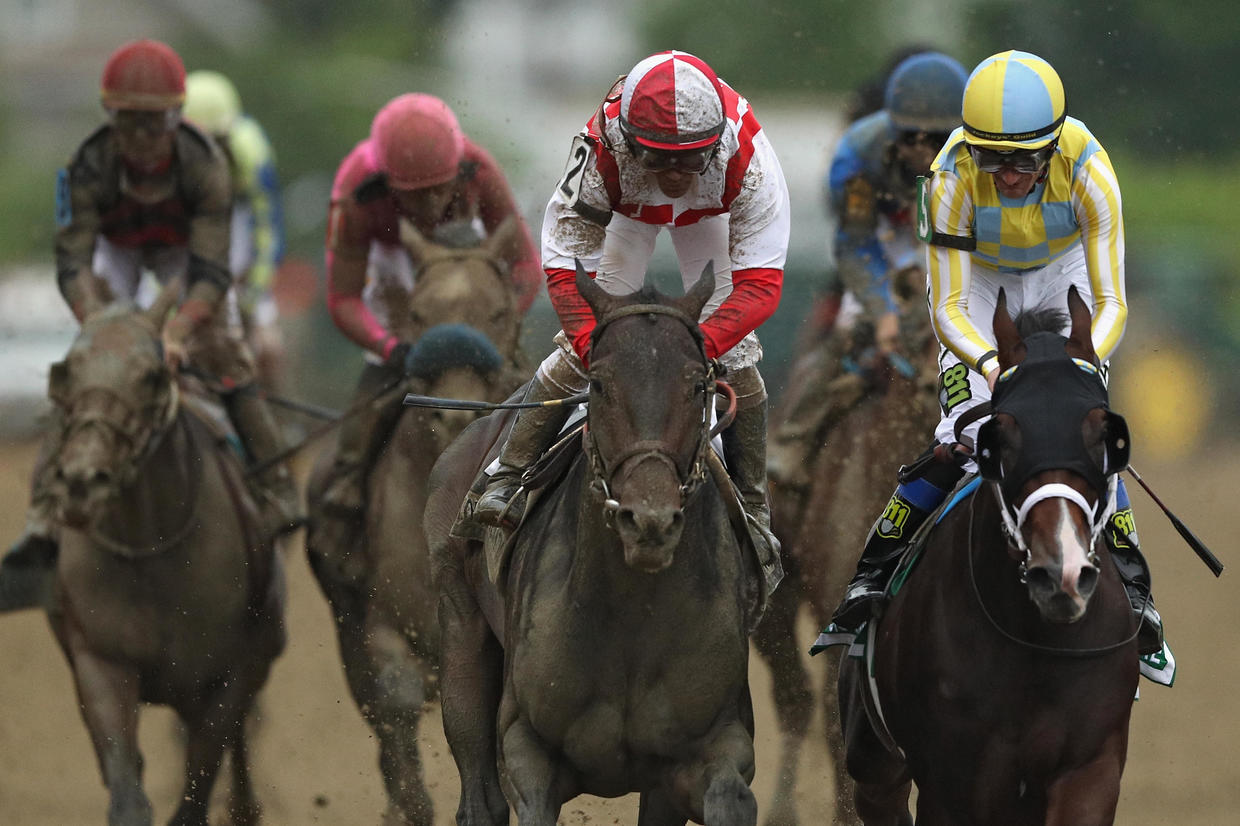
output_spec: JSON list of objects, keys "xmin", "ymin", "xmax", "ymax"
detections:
[{"xmin": 619, "ymin": 50, "xmax": 725, "ymax": 151}]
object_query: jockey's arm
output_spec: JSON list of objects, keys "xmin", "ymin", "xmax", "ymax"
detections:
[
  {"xmin": 54, "ymin": 156, "xmax": 106, "ymax": 320},
  {"xmin": 1071, "ymin": 150, "xmax": 1128, "ymax": 362},
  {"xmin": 325, "ymin": 199, "xmax": 400, "ymax": 360},
  {"xmin": 470, "ymin": 144, "xmax": 542, "ymax": 314},
  {"xmin": 924, "ymin": 170, "xmax": 998, "ymax": 381}
]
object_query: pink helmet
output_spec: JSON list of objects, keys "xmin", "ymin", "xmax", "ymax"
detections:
[
  {"xmin": 370, "ymin": 93, "xmax": 465, "ymax": 190},
  {"xmin": 619, "ymin": 50, "xmax": 726, "ymax": 151}
]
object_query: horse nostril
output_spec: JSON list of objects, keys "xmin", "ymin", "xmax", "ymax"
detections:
[
  {"xmin": 617, "ymin": 508, "xmax": 637, "ymax": 533},
  {"xmin": 1026, "ymin": 566, "xmax": 1056, "ymax": 598},
  {"xmin": 92, "ymin": 469, "xmax": 112, "ymax": 487},
  {"xmin": 1077, "ymin": 565, "xmax": 1099, "ymax": 599}
]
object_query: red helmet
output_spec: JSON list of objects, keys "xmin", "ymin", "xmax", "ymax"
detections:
[
  {"xmin": 619, "ymin": 50, "xmax": 726, "ymax": 151},
  {"xmin": 370, "ymin": 93, "xmax": 465, "ymax": 190},
  {"xmin": 100, "ymin": 39, "xmax": 186, "ymax": 111}
]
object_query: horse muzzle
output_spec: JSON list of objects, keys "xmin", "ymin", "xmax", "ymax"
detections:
[
  {"xmin": 1025, "ymin": 560, "xmax": 1099, "ymax": 623},
  {"xmin": 615, "ymin": 502, "xmax": 684, "ymax": 573}
]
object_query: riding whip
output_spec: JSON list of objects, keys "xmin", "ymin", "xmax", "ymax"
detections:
[
  {"xmin": 1125, "ymin": 464, "xmax": 1224, "ymax": 577},
  {"xmin": 402, "ymin": 391, "xmax": 589, "ymax": 411}
]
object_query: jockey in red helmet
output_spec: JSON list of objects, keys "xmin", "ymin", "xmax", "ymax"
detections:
[{"xmin": 470, "ymin": 51, "xmax": 790, "ymax": 573}]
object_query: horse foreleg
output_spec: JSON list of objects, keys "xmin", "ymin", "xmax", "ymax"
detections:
[
  {"xmin": 749, "ymin": 573, "xmax": 811, "ymax": 826},
  {"xmin": 637, "ymin": 788, "xmax": 688, "ymax": 826},
  {"xmin": 1045, "ymin": 725, "xmax": 1128, "ymax": 826},
  {"xmin": 838, "ymin": 658, "xmax": 910, "ymax": 826},
  {"xmin": 226, "ymin": 731, "xmax": 261, "ymax": 826},
  {"xmin": 499, "ymin": 714, "xmax": 568, "ymax": 826},
  {"xmin": 170, "ymin": 680, "xmax": 257, "ymax": 826},
  {"xmin": 819, "ymin": 648, "xmax": 861, "ymax": 825},
  {"xmin": 64, "ymin": 644, "xmax": 152, "ymax": 826},
  {"xmin": 337, "ymin": 617, "xmax": 435, "ymax": 825},
  {"xmin": 439, "ymin": 567, "xmax": 507, "ymax": 826},
  {"xmin": 663, "ymin": 720, "xmax": 758, "ymax": 826}
]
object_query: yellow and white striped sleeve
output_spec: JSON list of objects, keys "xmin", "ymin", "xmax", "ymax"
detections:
[
  {"xmin": 925, "ymin": 170, "xmax": 997, "ymax": 377},
  {"xmin": 1072, "ymin": 150, "xmax": 1127, "ymax": 362}
]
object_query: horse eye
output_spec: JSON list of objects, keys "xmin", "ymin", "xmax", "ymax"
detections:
[{"xmin": 589, "ymin": 377, "xmax": 604, "ymax": 395}]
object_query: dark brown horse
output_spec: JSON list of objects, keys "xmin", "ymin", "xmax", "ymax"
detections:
[
  {"xmin": 753, "ymin": 266, "xmax": 939, "ymax": 826},
  {"xmin": 425, "ymin": 265, "xmax": 765, "ymax": 825},
  {"xmin": 306, "ymin": 217, "xmax": 525, "ymax": 825},
  {"xmin": 840, "ymin": 287, "xmax": 1138, "ymax": 825},
  {"xmin": 40, "ymin": 281, "xmax": 285, "ymax": 826}
]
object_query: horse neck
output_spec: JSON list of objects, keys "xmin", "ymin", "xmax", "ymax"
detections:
[{"xmin": 89, "ymin": 411, "xmax": 203, "ymax": 554}]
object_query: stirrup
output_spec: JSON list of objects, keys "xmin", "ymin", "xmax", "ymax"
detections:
[{"xmin": 472, "ymin": 476, "xmax": 525, "ymax": 529}]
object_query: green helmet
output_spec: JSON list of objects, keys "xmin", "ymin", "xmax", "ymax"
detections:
[{"xmin": 183, "ymin": 70, "xmax": 241, "ymax": 136}]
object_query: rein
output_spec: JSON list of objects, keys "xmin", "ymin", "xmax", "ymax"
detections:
[{"xmin": 965, "ymin": 490, "xmax": 1141, "ymax": 657}]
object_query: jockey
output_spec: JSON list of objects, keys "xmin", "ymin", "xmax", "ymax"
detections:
[
  {"xmin": 831, "ymin": 50, "xmax": 1163, "ymax": 656},
  {"xmin": 768, "ymin": 51, "xmax": 967, "ymax": 488},
  {"xmin": 1, "ymin": 39, "xmax": 302, "ymax": 595},
  {"xmin": 470, "ymin": 50, "xmax": 790, "ymax": 554},
  {"xmin": 316, "ymin": 92, "xmax": 541, "ymax": 550},
  {"xmin": 183, "ymin": 70, "xmax": 287, "ymax": 388}
]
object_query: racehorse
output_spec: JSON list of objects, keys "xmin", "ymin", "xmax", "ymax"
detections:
[
  {"xmin": 425, "ymin": 264, "xmax": 766, "ymax": 825},
  {"xmin": 40, "ymin": 278, "xmax": 285, "ymax": 826},
  {"xmin": 839, "ymin": 286, "xmax": 1139, "ymax": 825},
  {"xmin": 305, "ymin": 216, "xmax": 526, "ymax": 825},
  {"xmin": 753, "ymin": 265, "xmax": 939, "ymax": 826}
]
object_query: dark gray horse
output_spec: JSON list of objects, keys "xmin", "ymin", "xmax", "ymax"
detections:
[
  {"xmin": 40, "ymin": 280, "xmax": 285, "ymax": 825},
  {"xmin": 425, "ymin": 265, "xmax": 764, "ymax": 825}
]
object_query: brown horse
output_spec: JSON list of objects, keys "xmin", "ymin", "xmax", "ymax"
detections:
[
  {"xmin": 753, "ymin": 267, "xmax": 939, "ymax": 826},
  {"xmin": 425, "ymin": 265, "xmax": 765, "ymax": 825},
  {"xmin": 39, "ymin": 281, "xmax": 285, "ymax": 826},
  {"xmin": 839, "ymin": 287, "xmax": 1138, "ymax": 825},
  {"xmin": 305, "ymin": 217, "xmax": 526, "ymax": 825}
]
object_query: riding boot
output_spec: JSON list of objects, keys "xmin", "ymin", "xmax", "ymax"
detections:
[
  {"xmin": 226, "ymin": 386, "xmax": 305, "ymax": 540},
  {"xmin": 472, "ymin": 377, "xmax": 573, "ymax": 530},
  {"xmin": 721, "ymin": 398, "xmax": 780, "ymax": 565},
  {"xmin": 831, "ymin": 449, "xmax": 963, "ymax": 630},
  {"xmin": 315, "ymin": 363, "xmax": 401, "ymax": 566},
  {"xmin": 1107, "ymin": 484, "xmax": 1164, "ymax": 656},
  {"xmin": 0, "ymin": 430, "xmax": 64, "ymax": 610}
]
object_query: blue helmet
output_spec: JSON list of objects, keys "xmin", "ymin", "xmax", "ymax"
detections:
[{"xmin": 883, "ymin": 51, "xmax": 968, "ymax": 133}]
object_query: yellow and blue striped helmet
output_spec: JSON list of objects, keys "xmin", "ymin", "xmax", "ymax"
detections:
[{"xmin": 962, "ymin": 50, "xmax": 1065, "ymax": 150}]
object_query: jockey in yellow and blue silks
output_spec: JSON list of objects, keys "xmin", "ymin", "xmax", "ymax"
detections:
[
  {"xmin": 184, "ymin": 71, "xmax": 287, "ymax": 384},
  {"xmin": 831, "ymin": 50, "xmax": 1162, "ymax": 656}
]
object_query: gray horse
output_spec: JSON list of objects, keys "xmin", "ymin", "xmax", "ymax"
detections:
[
  {"xmin": 40, "ymin": 280, "xmax": 285, "ymax": 826},
  {"xmin": 426, "ymin": 265, "xmax": 764, "ymax": 825}
]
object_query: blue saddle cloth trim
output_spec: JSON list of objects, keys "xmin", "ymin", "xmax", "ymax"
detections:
[{"xmin": 936, "ymin": 476, "xmax": 981, "ymax": 523}]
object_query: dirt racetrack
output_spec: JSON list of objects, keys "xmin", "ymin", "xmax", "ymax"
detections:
[{"xmin": 0, "ymin": 434, "xmax": 1237, "ymax": 825}]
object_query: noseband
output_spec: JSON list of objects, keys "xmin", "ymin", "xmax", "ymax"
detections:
[{"xmin": 583, "ymin": 303, "xmax": 718, "ymax": 515}]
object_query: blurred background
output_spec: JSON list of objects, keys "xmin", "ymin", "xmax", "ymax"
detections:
[{"xmin": 0, "ymin": 1, "xmax": 1236, "ymax": 823}]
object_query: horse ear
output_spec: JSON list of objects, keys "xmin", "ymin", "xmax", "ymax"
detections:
[
  {"xmin": 576, "ymin": 258, "xmax": 616, "ymax": 318},
  {"xmin": 399, "ymin": 217, "xmax": 432, "ymax": 266},
  {"xmin": 992, "ymin": 287, "xmax": 1025, "ymax": 368},
  {"xmin": 145, "ymin": 276, "xmax": 184, "ymax": 330},
  {"xmin": 676, "ymin": 261, "xmax": 715, "ymax": 320},
  {"xmin": 483, "ymin": 214, "xmax": 520, "ymax": 265},
  {"xmin": 1065, "ymin": 285, "xmax": 1098, "ymax": 363}
]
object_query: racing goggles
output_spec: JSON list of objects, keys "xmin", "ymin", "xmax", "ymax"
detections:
[
  {"xmin": 627, "ymin": 140, "xmax": 718, "ymax": 174},
  {"xmin": 969, "ymin": 143, "xmax": 1057, "ymax": 174},
  {"xmin": 109, "ymin": 108, "xmax": 181, "ymax": 137},
  {"xmin": 899, "ymin": 130, "xmax": 951, "ymax": 149}
]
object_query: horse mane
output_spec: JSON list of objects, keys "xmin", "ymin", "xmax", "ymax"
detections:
[{"xmin": 1012, "ymin": 307, "xmax": 1068, "ymax": 338}]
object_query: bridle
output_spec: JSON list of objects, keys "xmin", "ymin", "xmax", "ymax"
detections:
[{"xmin": 582, "ymin": 302, "xmax": 723, "ymax": 517}]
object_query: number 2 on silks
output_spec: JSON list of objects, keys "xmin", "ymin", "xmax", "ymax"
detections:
[{"xmin": 558, "ymin": 135, "xmax": 591, "ymax": 206}]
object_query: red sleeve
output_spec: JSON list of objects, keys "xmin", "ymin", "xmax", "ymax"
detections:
[
  {"xmin": 699, "ymin": 267, "xmax": 783, "ymax": 359},
  {"xmin": 468, "ymin": 142, "xmax": 543, "ymax": 314},
  {"xmin": 545, "ymin": 266, "xmax": 597, "ymax": 366},
  {"xmin": 325, "ymin": 199, "xmax": 399, "ymax": 359}
]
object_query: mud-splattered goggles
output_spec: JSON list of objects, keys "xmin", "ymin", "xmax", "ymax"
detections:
[
  {"xmin": 969, "ymin": 143, "xmax": 1057, "ymax": 174},
  {"xmin": 627, "ymin": 140, "xmax": 718, "ymax": 174}
]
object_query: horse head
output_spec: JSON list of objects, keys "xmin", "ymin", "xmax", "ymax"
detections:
[
  {"xmin": 975, "ymin": 285, "xmax": 1131, "ymax": 623},
  {"xmin": 396, "ymin": 217, "xmax": 522, "ymax": 444},
  {"xmin": 576, "ymin": 260, "xmax": 715, "ymax": 572},
  {"xmin": 46, "ymin": 277, "xmax": 180, "ymax": 529}
]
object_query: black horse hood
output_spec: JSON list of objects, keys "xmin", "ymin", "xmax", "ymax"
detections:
[{"xmin": 986, "ymin": 331, "xmax": 1113, "ymax": 499}]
